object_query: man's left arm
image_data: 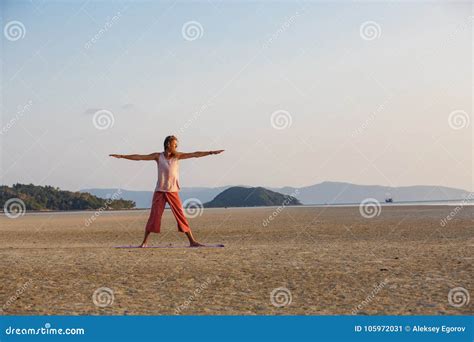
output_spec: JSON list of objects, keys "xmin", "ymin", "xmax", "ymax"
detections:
[{"xmin": 177, "ymin": 150, "xmax": 224, "ymax": 160}]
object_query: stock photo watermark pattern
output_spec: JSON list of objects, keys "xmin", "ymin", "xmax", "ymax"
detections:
[
  {"xmin": 359, "ymin": 21, "xmax": 381, "ymax": 41},
  {"xmin": 447, "ymin": 287, "xmax": 470, "ymax": 308},
  {"xmin": 270, "ymin": 110, "xmax": 293, "ymax": 130},
  {"xmin": 270, "ymin": 287, "xmax": 292, "ymax": 308},
  {"xmin": 85, "ymin": 189, "xmax": 123, "ymax": 227},
  {"xmin": 1, "ymin": 1, "xmax": 472, "ymax": 341},
  {"xmin": 3, "ymin": 198, "xmax": 26, "ymax": 219},
  {"xmin": 359, "ymin": 198, "xmax": 382, "ymax": 219},
  {"xmin": 351, "ymin": 280, "xmax": 387, "ymax": 315},
  {"xmin": 181, "ymin": 21, "xmax": 204, "ymax": 41},
  {"xmin": 92, "ymin": 109, "xmax": 115, "ymax": 130},
  {"xmin": 4, "ymin": 20, "xmax": 26, "ymax": 41},
  {"xmin": 448, "ymin": 110, "xmax": 470, "ymax": 130},
  {"xmin": 262, "ymin": 190, "xmax": 299, "ymax": 227},
  {"xmin": 4, "ymin": 323, "xmax": 85, "ymax": 337},
  {"xmin": 175, "ymin": 276, "xmax": 220, "ymax": 314},
  {"xmin": 182, "ymin": 198, "xmax": 204, "ymax": 218},
  {"xmin": 92, "ymin": 287, "xmax": 115, "ymax": 308},
  {"xmin": 84, "ymin": 11, "xmax": 122, "ymax": 50}
]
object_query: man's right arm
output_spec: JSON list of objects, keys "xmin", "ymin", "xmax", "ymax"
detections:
[{"xmin": 109, "ymin": 153, "xmax": 159, "ymax": 161}]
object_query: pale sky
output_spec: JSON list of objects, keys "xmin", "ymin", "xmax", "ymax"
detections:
[{"xmin": 1, "ymin": 1, "xmax": 472, "ymax": 192}]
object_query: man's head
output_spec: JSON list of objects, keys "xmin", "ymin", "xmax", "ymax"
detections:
[{"xmin": 164, "ymin": 135, "xmax": 178, "ymax": 152}]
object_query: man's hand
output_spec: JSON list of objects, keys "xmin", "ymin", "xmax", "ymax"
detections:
[
  {"xmin": 109, "ymin": 154, "xmax": 123, "ymax": 159},
  {"xmin": 210, "ymin": 150, "xmax": 225, "ymax": 155}
]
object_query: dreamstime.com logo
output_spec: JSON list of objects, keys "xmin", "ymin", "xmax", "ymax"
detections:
[
  {"xmin": 1, "ymin": 279, "xmax": 33, "ymax": 313},
  {"xmin": 270, "ymin": 110, "xmax": 293, "ymax": 130},
  {"xmin": 85, "ymin": 189, "xmax": 123, "ymax": 227},
  {"xmin": 92, "ymin": 109, "xmax": 115, "ymax": 130},
  {"xmin": 448, "ymin": 110, "xmax": 470, "ymax": 130},
  {"xmin": 440, "ymin": 193, "xmax": 474, "ymax": 227},
  {"xmin": 92, "ymin": 287, "xmax": 114, "ymax": 308},
  {"xmin": 262, "ymin": 190, "xmax": 300, "ymax": 227},
  {"xmin": 175, "ymin": 275, "xmax": 220, "ymax": 314},
  {"xmin": 351, "ymin": 279, "xmax": 387, "ymax": 314},
  {"xmin": 0, "ymin": 99, "xmax": 33, "ymax": 136},
  {"xmin": 4, "ymin": 20, "xmax": 26, "ymax": 41},
  {"xmin": 182, "ymin": 198, "xmax": 204, "ymax": 218},
  {"xmin": 182, "ymin": 21, "xmax": 204, "ymax": 41},
  {"xmin": 3, "ymin": 198, "xmax": 26, "ymax": 218},
  {"xmin": 4, "ymin": 323, "xmax": 85, "ymax": 336},
  {"xmin": 359, "ymin": 198, "xmax": 382, "ymax": 219},
  {"xmin": 359, "ymin": 21, "xmax": 381, "ymax": 41},
  {"xmin": 84, "ymin": 11, "xmax": 122, "ymax": 49},
  {"xmin": 262, "ymin": 10, "xmax": 301, "ymax": 49},
  {"xmin": 270, "ymin": 287, "xmax": 292, "ymax": 308},
  {"xmin": 448, "ymin": 287, "xmax": 470, "ymax": 308}
]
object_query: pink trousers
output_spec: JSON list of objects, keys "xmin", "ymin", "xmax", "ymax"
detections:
[{"xmin": 145, "ymin": 191, "xmax": 191, "ymax": 233}]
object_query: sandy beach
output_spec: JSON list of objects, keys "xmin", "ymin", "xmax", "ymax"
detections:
[{"xmin": 0, "ymin": 205, "xmax": 472, "ymax": 315}]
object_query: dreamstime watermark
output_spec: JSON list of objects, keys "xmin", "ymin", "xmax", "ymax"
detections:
[
  {"xmin": 270, "ymin": 109, "xmax": 292, "ymax": 130},
  {"xmin": 270, "ymin": 287, "xmax": 292, "ymax": 308},
  {"xmin": 4, "ymin": 20, "xmax": 26, "ymax": 41},
  {"xmin": 84, "ymin": 11, "xmax": 122, "ymax": 49},
  {"xmin": 92, "ymin": 287, "xmax": 114, "ymax": 308},
  {"xmin": 174, "ymin": 275, "xmax": 219, "ymax": 314},
  {"xmin": 3, "ymin": 198, "xmax": 26, "ymax": 219},
  {"xmin": 352, "ymin": 96, "xmax": 392, "ymax": 138},
  {"xmin": 359, "ymin": 21, "xmax": 381, "ymax": 41},
  {"xmin": 0, "ymin": 100, "xmax": 33, "ymax": 136},
  {"xmin": 442, "ymin": 15, "xmax": 474, "ymax": 48},
  {"xmin": 181, "ymin": 21, "xmax": 204, "ymax": 41},
  {"xmin": 262, "ymin": 10, "xmax": 302, "ymax": 49},
  {"xmin": 351, "ymin": 279, "xmax": 386, "ymax": 314},
  {"xmin": 1, "ymin": 279, "xmax": 33, "ymax": 312},
  {"xmin": 178, "ymin": 101, "xmax": 213, "ymax": 135},
  {"xmin": 182, "ymin": 198, "xmax": 204, "ymax": 218},
  {"xmin": 448, "ymin": 110, "xmax": 470, "ymax": 130},
  {"xmin": 359, "ymin": 198, "xmax": 382, "ymax": 219},
  {"xmin": 448, "ymin": 287, "xmax": 470, "ymax": 308},
  {"xmin": 85, "ymin": 189, "xmax": 122, "ymax": 227},
  {"xmin": 92, "ymin": 109, "xmax": 115, "ymax": 130},
  {"xmin": 4, "ymin": 323, "xmax": 85, "ymax": 336},
  {"xmin": 262, "ymin": 190, "xmax": 299, "ymax": 227},
  {"xmin": 440, "ymin": 193, "xmax": 474, "ymax": 227}
]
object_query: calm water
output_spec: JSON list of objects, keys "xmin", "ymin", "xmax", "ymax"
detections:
[{"xmin": 2, "ymin": 198, "xmax": 473, "ymax": 216}]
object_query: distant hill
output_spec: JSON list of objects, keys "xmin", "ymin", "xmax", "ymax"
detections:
[
  {"xmin": 1, "ymin": 183, "xmax": 135, "ymax": 211},
  {"xmin": 271, "ymin": 181, "xmax": 473, "ymax": 205},
  {"xmin": 81, "ymin": 186, "xmax": 231, "ymax": 209},
  {"xmin": 204, "ymin": 186, "xmax": 302, "ymax": 208},
  {"xmin": 82, "ymin": 182, "xmax": 473, "ymax": 207}
]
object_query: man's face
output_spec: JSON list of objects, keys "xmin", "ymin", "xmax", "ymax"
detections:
[{"xmin": 169, "ymin": 139, "xmax": 178, "ymax": 152}]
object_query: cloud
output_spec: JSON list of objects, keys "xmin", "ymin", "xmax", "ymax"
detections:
[
  {"xmin": 83, "ymin": 108, "xmax": 102, "ymax": 115},
  {"xmin": 121, "ymin": 103, "xmax": 135, "ymax": 110}
]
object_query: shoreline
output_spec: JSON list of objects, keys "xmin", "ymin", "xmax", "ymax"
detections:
[{"xmin": 1, "ymin": 200, "xmax": 473, "ymax": 216}]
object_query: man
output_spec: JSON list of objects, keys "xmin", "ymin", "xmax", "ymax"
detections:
[{"xmin": 110, "ymin": 135, "xmax": 224, "ymax": 247}]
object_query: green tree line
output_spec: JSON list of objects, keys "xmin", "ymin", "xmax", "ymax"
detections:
[{"xmin": 0, "ymin": 183, "xmax": 135, "ymax": 211}]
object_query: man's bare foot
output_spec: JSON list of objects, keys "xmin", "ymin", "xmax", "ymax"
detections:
[
  {"xmin": 139, "ymin": 243, "xmax": 148, "ymax": 248},
  {"xmin": 189, "ymin": 241, "xmax": 205, "ymax": 247}
]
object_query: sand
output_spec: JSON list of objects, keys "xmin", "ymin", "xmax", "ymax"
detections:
[{"xmin": 0, "ymin": 205, "xmax": 472, "ymax": 315}]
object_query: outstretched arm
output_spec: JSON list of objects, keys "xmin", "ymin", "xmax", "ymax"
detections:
[
  {"xmin": 109, "ymin": 152, "xmax": 159, "ymax": 161},
  {"xmin": 178, "ymin": 150, "xmax": 224, "ymax": 160}
]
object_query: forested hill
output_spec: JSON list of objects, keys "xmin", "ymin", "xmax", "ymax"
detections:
[
  {"xmin": 204, "ymin": 186, "xmax": 302, "ymax": 208},
  {"xmin": 0, "ymin": 184, "xmax": 135, "ymax": 211}
]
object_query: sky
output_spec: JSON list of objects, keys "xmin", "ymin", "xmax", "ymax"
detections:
[{"xmin": 0, "ymin": 0, "xmax": 472, "ymax": 192}]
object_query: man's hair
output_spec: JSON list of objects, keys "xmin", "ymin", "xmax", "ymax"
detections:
[{"xmin": 164, "ymin": 135, "xmax": 177, "ymax": 150}]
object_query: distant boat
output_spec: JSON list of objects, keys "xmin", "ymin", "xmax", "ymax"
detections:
[{"xmin": 385, "ymin": 197, "xmax": 393, "ymax": 203}]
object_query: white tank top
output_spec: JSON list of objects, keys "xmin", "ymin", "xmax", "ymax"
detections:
[{"xmin": 155, "ymin": 153, "xmax": 180, "ymax": 192}]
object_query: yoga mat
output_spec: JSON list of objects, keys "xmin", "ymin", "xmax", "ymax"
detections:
[{"xmin": 114, "ymin": 244, "xmax": 224, "ymax": 249}]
